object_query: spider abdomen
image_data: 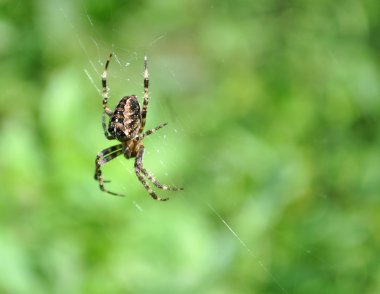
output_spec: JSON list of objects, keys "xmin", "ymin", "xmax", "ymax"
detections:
[{"xmin": 108, "ymin": 95, "xmax": 142, "ymax": 141}]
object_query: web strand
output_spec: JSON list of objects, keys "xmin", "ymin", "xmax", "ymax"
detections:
[{"xmin": 206, "ymin": 203, "xmax": 288, "ymax": 294}]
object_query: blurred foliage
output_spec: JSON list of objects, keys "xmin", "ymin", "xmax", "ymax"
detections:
[{"xmin": 1, "ymin": 0, "xmax": 380, "ymax": 293}]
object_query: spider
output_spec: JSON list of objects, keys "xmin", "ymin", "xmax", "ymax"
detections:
[{"xmin": 94, "ymin": 53, "xmax": 183, "ymax": 201}]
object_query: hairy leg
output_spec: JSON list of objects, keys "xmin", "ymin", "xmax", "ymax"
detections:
[{"xmin": 95, "ymin": 144, "xmax": 123, "ymax": 196}]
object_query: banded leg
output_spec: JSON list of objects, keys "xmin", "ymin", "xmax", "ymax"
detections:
[
  {"xmin": 94, "ymin": 144, "xmax": 122, "ymax": 180},
  {"xmin": 140, "ymin": 167, "xmax": 183, "ymax": 191},
  {"xmin": 95, "ymin": 144, "xmax": 123, "ymax": 196},
  {"xmin": 139, "ymin": 56, "xmax": 149, "ymax": 134},
  {"xmin": 134, "ymin": 146, "xmax": 168, "ymax": 201},
  {"xmin": 102, "ymin": 53, "xmax": 113, "ymax": 116},
  {"xmin": 102, "ymin": 111, "xmax": 114, "ymax": 139},
  {"xmin": 139, "ymin": 123, "xmax": 168, "ymax": 140}
]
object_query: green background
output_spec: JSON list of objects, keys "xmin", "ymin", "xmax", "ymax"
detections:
[{"xmin": 1, "ymin": 0, "xmax": 380, "ymax": 293}]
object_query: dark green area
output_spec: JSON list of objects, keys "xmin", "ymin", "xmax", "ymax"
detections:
[{"xmin": 1, "ymin": 0, "xmax": 380, "ymax": 293}]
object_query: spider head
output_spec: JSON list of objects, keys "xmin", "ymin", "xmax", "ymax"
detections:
[{"xmin": 123, "ymin": 140, "xmax": 139, "ymax": 159}]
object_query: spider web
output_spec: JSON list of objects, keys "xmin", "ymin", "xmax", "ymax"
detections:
[{"xmin": 59, "ymin": 4, "xmax": 289, "ymax": 293}]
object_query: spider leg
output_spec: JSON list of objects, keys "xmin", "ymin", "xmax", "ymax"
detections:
[
  {"xmin": 138, "ymin": 56, "xmax": 149, "ymax": 134},
  {"xmin": 94, "ymin": 145, "xmax": 122, "ymax": 180},
  {"xmin": 102, "ymin": 53, "xmax": 114, "ymax": 116},
  {"xmin": 140, "ymin": 167, "xmax": 184, "ymax": 191},
  {"xmin": 102, "ymin": 111, "xmax": 114, "ymax": 140},
  {"xmin": 134, "ymin": 145, "xmax": 168, "ymax": 201},
  {"xmin": 95, "ymin": 144, "xmax": 124, "ymax": 196},
  {"xmin": 139, "ymin": 123, "xmax": 184, "ymax": 190},
  {"xmin": 139, "ymin": 122, "xmax": 168, "ymax": 140}
]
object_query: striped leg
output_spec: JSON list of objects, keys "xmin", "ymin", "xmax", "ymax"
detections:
[
  {"xmin": 101, "ymin": 53, "xmax": 115, "ymax": 139},
  {"xmin": 139, "ymin": 56, "xmax": 149, "ymax": 134},
  {"xmin": 95, "ymin": 144, "xmax": 123, "ymax": 196},
  {"xmin": 102, "ymin": 111, "xmax": 114, "ymax": 140},
  {"xmin": 134, "ymin": 146, "xmax": 168, "ymax": 201},
  {"xmin": 140, "ymin": 123, "xmax": 168, "ymax": 140},
  {"xmin": 102, "ymin": 53, "xmax": 113, "ymax": 116},
  {"xmin": 140, "ymin": 167, "xmax": 183, "ymax": 191}
]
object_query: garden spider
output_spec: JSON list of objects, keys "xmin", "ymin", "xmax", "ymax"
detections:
[{"xmin": 94, "ymin": 53, "xmax": 183, "ymax": 201}]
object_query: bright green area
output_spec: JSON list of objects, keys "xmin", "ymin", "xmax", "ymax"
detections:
[{"xmin": 1, "ymin": 0, "xmax": 380, "ymax": 293}]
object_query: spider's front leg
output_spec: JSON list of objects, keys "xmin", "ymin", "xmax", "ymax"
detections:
[
  {"xmin": 95, "ymin": 144, "xmax": 124, "ymax": 196},
  {"xmin": 134, "ymin": 145, "xmax": 169, "ymax": 201},
  {"xmin": 140, "ymin": 167, "xmax": 184, "ymax": 192}
]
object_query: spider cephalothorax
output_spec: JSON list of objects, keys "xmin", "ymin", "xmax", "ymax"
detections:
[{"xmin": 94, "ymin": 54, "xmax": 183, "ymax": 201}]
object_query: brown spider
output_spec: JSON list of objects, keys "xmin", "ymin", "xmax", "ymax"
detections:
[{"xmin": 94, "ymin": 53, "xmax": 183, "ymax": 201}]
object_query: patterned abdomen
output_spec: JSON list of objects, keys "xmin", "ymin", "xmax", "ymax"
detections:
[{"xmin": 108, "ymin": 95, "xmax": 142, "ymax": 141}]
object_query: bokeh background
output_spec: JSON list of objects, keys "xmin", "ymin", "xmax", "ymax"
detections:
[{"xmin": 1, "ymin": 0, "xmax": 380, "ymax": 293}]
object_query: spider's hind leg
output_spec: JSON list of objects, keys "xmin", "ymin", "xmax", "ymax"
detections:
[
  {"xmin": 102, "ymin": 53, "xmax": 114, "ymax": 116},
  {"xmin": 138, "ymin": 56, "xmax": 150, "ymax": 134},
  {"xmin": 100, "ymin": 53, "xmax": 115, "ymax": 140}
]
